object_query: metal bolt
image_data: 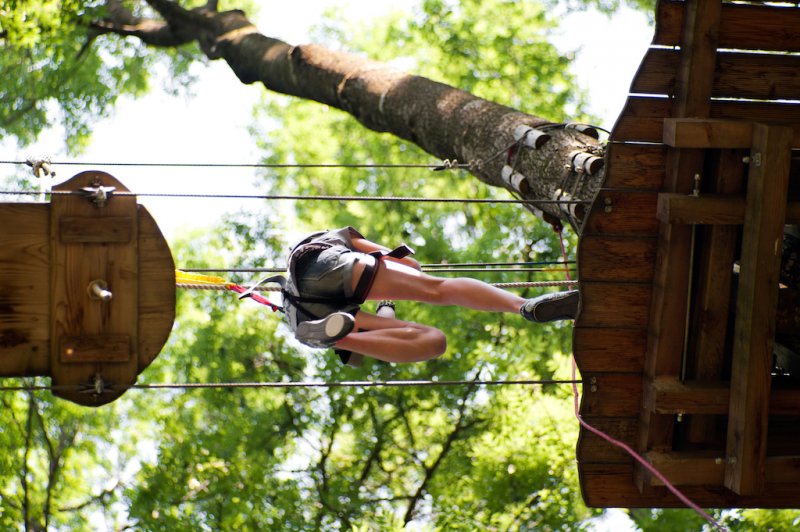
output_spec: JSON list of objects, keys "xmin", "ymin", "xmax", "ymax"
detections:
[{"xmin": 88, "ymin": 279, "xmax": 112, "ymax": 301}]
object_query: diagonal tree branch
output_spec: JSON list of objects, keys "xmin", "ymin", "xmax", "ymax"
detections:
[{"xmin": 402, "ymin": 382, "xmax": 481, "ymax": 524}]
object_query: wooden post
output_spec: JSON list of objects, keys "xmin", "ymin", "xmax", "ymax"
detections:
[{"xmin": 724, "ymin": 124, "xmax": 793, "ymax": 495}]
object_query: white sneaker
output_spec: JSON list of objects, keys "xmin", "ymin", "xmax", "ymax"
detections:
[{"xmin": 295, "ymin": 312, "xmax": 355, "ymax": 348}]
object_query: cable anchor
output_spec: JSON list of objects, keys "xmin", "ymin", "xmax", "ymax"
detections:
[
  {"xmin": 25, "ymin": 157, "xmax": 56, "ymax": 178},
  {"xmin": 79, "ymin": 183, "xmax": 116, "ymax": 207}
]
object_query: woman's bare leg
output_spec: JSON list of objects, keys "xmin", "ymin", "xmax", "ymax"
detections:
[
  {"xmin": 335, "ymin": 311, "xmax": 447, "ymax": 363},
  {"xmin": 354, "ymin": 256, "xmax": 526, "ymax": 312}
]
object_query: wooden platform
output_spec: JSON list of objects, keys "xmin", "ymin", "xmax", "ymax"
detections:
[
  {"xmin": 0, "ymin": 171, "xmax": 175, "ymax": 406},
  {"xmin": 573, "ymin": 0, "xmax": 800, "ymax": 507}
]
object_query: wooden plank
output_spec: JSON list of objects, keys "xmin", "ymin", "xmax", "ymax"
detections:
[
  {"xmin": 637, "ymin": 0, "xmax": 721, "ymax": 492},
  {"xmin": 629, "ymin": 48, "xmax": 678, "ymax": 97},
  {"xmin": 59, "ymin": 216, "xmax": 134, "ymax": 243},
  {"xmin": 573, "ymin": 327, "xmax": 646, "ymax": 373},
  {"xmin": 684, "ymin": 149, "xmax": 745, "ymax": 444},
  {"xmin": 652, "ymin": 0, "xmax": 683, "ymax": 47},
  {"xmin": 581, "ymin": 462, "xmax": 800, "ymax": 508},
  {"xmin": 657, "ymin": 193, "xmax": 745, "ymax": 225},
  {"xmin": 712, "ymin": 100, "xmax": 800, "ymax": 133},
  {"xmin": 725, "ymin": 124, "xmax": 793, "ymax": 495},
  {"xmin": 59, "ymin": 335, "xmax": 130, "ymax": 363},
  {"xmin": 0, "ymin": 204, "xmax": 50, "ymax": 376},
  {"xmin": 604, "ymin": 143, "xmax": 666, "ymax": 190},
  {"xmin": 719, "ymin": 2, "xmax": 800, "ymax": 53},
  {"xmin": 582, "ymin": 191, "xmax": 658, "ymax": 236},
  {"xmin": 613, "ymin": 97, "xmax": 800, "ymax": 145},
  {"xmin": 578, "ymin": 235, "xmax": 656, "ymax": 283},
  {"xmin": 580, "ymin": 373, "xmax": 643, "ymax": 417},
  {"xmin": 578, "ymin": 282, "xmax": 652, "ymax": 329},
  {"xmin": 653, "ymin": 1, "xmax": 800, "ymax": 52},
  {"xmin": 645, "ymin": 453, "xmax": 800, "ymax": 487},
  {"xmin": 646, "ymin": 377, "xmax": 800, "ymax": 417},
  {"xmin": 715, "ymin": 52, "xmax": 800, "ymax": 102},
  {"xmin": 645, "ymin": 450, "xmax": 723, "ymax": 486},
  {"xmin": 50, "ymin": 171, "xmax": 139, "ymax": 407},
  {"xmin": 611, "ymin": 96, "xmax": 671, "ymax": 143},
  {"xmin": 658, "ymin": 194, "xmax": 800, "ymax": 225},
  {"xmin": 632, "ymin": 50, "xmax": 800, "ymax": 103},
  {"xmin": 665, "ymin": 118, "xmax": 800, "ymax": 149},
  {"xmin": 137, "ymin": 206, "xmax": 175, "ymax": 370},
  {"xmin": 664, "ymin": 118, "xmax": 754, "ymax": 149},
  {"xmin": 577, "ymin": 417, "xmax": 638, "ymax": 464}
]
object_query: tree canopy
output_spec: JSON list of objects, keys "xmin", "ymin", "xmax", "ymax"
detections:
[{"xmin": 1, "ymin": 0, "xmax": 798, "ymax": 530}]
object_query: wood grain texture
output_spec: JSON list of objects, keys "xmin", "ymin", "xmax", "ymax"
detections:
[
  {"xmin": 725, "ymin": 124, "xmax": 793, "ymax": 495},
  {"xmin": 0, "ymin": 204, "xmax": 50, "ymax": 375},
  {"xmin": 50, "ymin": 171, "xmax": 140, "ymax": 406}
]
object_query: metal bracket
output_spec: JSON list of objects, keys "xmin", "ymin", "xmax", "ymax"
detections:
[{"xmin": 79, "ymin": 184, "xmax": 117, "ymax": 207}]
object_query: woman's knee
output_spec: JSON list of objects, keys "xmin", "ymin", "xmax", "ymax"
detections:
[{"xmin": 415, "ymin": 324, "xmax": 447, "ymax": 359}]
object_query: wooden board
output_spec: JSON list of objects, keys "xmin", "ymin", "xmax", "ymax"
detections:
[
  {"xmin": 603, "ymin": 143, "xmax": 666, "ymax": 190},
  {"xmin": 654, "ymin": 1, "xmax": 800, "ymax": 52},
  {"xmin": 50, "ymin": 171, "xmax": 140, "ymax": 406},
  {"xmin": 582, "ymin": 191, "xmax": 659, "ymax": 236},
  {"xmin": 614, "ymin": 97, "xmax": 800, "ymax": 144},
  {"xmin": 578, "ymin": 282, "xmax": 652, "ymax": 328},
  {"xmin": 724, "ymin": 124, "xmax": 793, "ymax": 495},
  {"xmin": 573, "ymin": 328, "xmax": 646, "ymax": 373},
  {"xmin": 137, "ymin": 206, "xmax": 175, "ymax": 371},
  {"xmin": 578, "ymin": 235, "xmax": 657, "ymax": 283},
  {"xmin": 633, "ymin": 49, "xmax": 800, "ymax": 103},
  {"xmin": 0, "ymin": 204, "xmax": 50, "ymax": 375},
  {"xmin": 580, "ymin": 373, "xmax": 643, "ymax": 417},
  {"xmin": 577, "ymin": 416, "xmax": 639, "ymax": 463}
]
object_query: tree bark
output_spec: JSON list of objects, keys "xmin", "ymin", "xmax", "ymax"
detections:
[{"xmin": 93, "ymin": 0, "xmax": 605, "ymax": 228}]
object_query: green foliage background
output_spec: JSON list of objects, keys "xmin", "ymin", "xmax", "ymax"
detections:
[{"xmin": 1, "ymin": 0, "xmax": 799, "ymax": 530}]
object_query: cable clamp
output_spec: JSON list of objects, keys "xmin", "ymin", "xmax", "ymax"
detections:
[
  {"xmin": 79, "ymin": 183, "xmax": 116, "ymax": 207},
  {"xmin": 25, "ymin": 157, "xmax": 56, "ymax": 178},
  {"xmin": 433, "ymin": 159, "xmax": 460, "ymax": 171}
]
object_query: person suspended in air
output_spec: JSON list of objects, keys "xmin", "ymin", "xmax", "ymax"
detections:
[{"xmin": 259, "ymin": 227, "xmax": 579, "ymax": 365}]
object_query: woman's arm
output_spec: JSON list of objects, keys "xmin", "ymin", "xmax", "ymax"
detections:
[{"xmin": 350, "ymin": 235, "xmax": 422, "ymax": 270}]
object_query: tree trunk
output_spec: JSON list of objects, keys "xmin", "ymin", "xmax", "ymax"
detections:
[{"xmin": 93, "ymin": 0, "xmax": 605, "ymax": 228}]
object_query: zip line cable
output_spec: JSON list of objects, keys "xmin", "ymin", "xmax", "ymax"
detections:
[
  {"xmin": 182, "ymin": 265, "xmax": 575, "ymax": 275},
  {"xmin": 0, "ymin": 189, "xmax": 588, "ymax": 206},
  {"xmin": 2, "ymin": 160, "xmax": 472, "ymax": 170},
  {"xmin": 0, "ymin": 378, "xmax": 583, "ymax": 393},
  {"xmin": 177, "ymin": 280, "xmax": 576, "ymax": 291}
]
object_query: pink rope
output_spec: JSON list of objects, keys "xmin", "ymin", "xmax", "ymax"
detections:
[
  {"xmin": 570, "ymin": 356, "xmax": 726, "ymax": 531},
  {"xmin": 228, "ymin": 284, "xmax": 282, "ymax": 312}
]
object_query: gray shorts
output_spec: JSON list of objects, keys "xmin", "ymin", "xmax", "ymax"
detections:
[{"xmin": 294, "ymin": 244, "xmax": 365, "ymax": 318}]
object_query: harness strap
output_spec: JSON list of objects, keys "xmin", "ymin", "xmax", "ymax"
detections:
[{"xmin": 351, "ymin": 244, "xmax": 414, "ymax": 303}]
